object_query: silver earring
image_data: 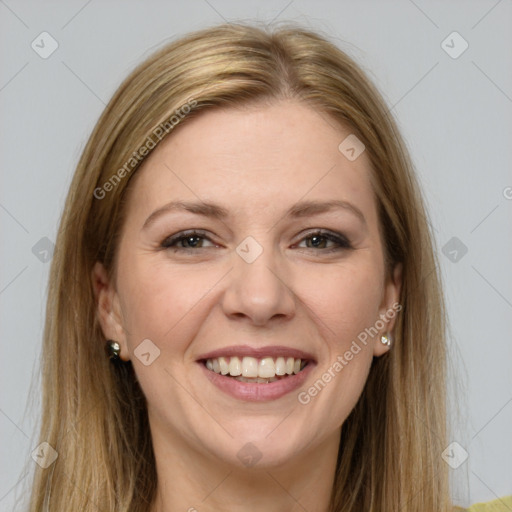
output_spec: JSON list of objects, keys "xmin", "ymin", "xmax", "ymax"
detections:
[
  {"xmin": 105, "ymin": 340, "xmax": 121, "ymax": 360},
  {"xmin": 381, "ymin": 333, "xmax": 391, "ymax": 347}
]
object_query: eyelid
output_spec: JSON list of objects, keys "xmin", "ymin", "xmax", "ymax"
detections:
[
  {"xmin": 161, "ymin": 228, "xmax": 352, "ymax": 252},
  {"xmin": 161, "ymin": 229, "xmax": 218, "ymax": 249},
  {"xmin": 293, "ymin": 229, "xmax": 352, "ymax": 250},
  {"xmin": 296, "ymin": 228, "xmax": 349, "ymax": 241}
]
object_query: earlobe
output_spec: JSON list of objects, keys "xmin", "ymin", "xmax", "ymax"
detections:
[
  {"xmin": 91, "ymin": 262, "xmax": 129, "ymax": 360},
  {"xmin": 373, "ymin": 262, "xmax": 403, "ymax": 357},
  {"xmin": 373, "ymin": 332, "xmax": 392, "ymax": 357}
]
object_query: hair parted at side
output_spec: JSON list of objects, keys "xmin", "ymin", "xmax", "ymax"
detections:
[{"xmin": 26, "ymin": 22, "xmax": 451, "ymax": 512}]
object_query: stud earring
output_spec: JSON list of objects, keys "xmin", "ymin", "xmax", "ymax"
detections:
[
  {"xmin": 105, "ymin": 340, "xmax": 121, "ymax": 360},
  {"xmin": 381, "ymin": 333, "xmax": 391, "ymax": 347}
]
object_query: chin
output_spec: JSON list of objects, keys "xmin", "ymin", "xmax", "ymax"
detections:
[{"xmin": 206, "ymin": 430, "xmax": 307, "ymax": 470}]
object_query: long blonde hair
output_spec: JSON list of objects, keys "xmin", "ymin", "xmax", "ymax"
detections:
[{"xmin": 27, "ymin": 22, "xmax": 451, "ymax": 511}]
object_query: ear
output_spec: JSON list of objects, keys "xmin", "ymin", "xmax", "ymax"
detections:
[
  {"xmin": 373, "ymin": 262, "xmax": 403, "ymax": 357},
  {"xmin": 91, "ymin": 261, "xmax": 130, "ymax": 361}
]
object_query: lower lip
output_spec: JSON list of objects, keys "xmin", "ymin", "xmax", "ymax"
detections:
[{"xmin": 198, "ymin": 362, "xmax": 315, "ymax": 402}]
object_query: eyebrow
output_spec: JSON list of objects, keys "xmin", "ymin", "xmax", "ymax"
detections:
[{"xmin": 142, "ymin": 199, "xmax": 367, "ymax": 231}]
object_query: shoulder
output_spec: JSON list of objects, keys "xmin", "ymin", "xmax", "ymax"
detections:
[{"xmin": 454, "ymin": 496, "xmax": 512, "ymax": 511}]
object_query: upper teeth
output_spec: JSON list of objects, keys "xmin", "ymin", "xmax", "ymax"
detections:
[{"xmin": 205, "ymin": 356, "xmax": 305, "ymax": 378}]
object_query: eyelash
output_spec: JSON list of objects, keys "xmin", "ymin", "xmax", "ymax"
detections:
[{"xmin": 160, "ymin": 229, "xmax": 352, "ymax": 253}]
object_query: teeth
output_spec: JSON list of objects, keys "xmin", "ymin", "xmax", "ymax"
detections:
[
  {"xmin": 228, "ymin": 356, "xmax": 241, "ymax": 376},
  {"xmin": 234, "ymin": 376, "xmax": 279, "ymax": 383},
  {"xmin": 218, "ymin": 356, "xmax": 229, "ymax": 375},
  {"xmin": 241, "ymin": 356, "xmax": 258, "ymax": 378},
  {"xmin": 286, "ymin": 357, "xmax": 294, "ymax": 375},
  {"xmin": 204, "ymin": 355, "xmax": 307, "ymax": 379},
  {"xmin": 275, "ymin": 357, "xmax": 286, "ymax": 375},
  {"xmin": 258, "ymin": 357, "xmax": 275, "ymax": 378}
]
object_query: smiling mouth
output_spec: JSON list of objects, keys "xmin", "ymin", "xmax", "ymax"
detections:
[{"xmin": 202, "ymin": 356, "xmax": 309, "ymax": 383}]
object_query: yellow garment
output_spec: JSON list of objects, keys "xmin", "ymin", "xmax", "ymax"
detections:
[{"xmin": 454, "ymin": 496, "xmax": 512, "ymax": 511}]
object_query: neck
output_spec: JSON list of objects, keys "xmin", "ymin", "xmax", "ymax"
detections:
[{"xmin": 148, "ymin": 421, "xmax": 340, "ymax": 512}]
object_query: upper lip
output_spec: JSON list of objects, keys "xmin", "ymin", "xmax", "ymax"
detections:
[{"xmin": 196, "ymin": 344, "xmax": 316, "ymax": 362}]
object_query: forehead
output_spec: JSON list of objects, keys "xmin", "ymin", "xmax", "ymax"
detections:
[{"xmin": 124, "ymin": 100, "xmax": 378, "ymax": 226}]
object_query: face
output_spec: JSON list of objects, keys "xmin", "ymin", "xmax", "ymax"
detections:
[{"xmin": 93, "ymin": 99, "xmax": 402, "ymax": 470}]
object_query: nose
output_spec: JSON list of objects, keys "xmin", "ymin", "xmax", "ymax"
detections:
[{"xmin": 221, "ymin": 245, "xmax": 296, "ymax": 327}]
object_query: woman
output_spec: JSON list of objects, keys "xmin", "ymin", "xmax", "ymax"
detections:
[{"xmin": 27, "ymin": 23, "xmax": 511, "ymax": 511}]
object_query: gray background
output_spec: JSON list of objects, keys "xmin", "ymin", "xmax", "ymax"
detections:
[{"xmin": 1, "ymin": 0, "xmax": 511, "ymax": 510}]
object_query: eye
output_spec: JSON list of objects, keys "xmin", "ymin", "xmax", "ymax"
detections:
[
  {"xmin": 161, "ymin": 230, "xmax": 216, "ymax": 250},
  {"xmin": 295, "ymin": 230, "xmax": 351, "ymax": 252},
  {"xmin": 160, "ymin": 229, "xmax": 351, "ymax": 253}
]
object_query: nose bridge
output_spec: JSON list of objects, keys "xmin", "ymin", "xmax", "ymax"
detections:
[{"xmin": 221, "ymin": 236, "xmax": 296, "ymax": 325}]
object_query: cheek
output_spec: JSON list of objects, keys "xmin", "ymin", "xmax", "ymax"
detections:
[
  {"xmin": 294, "ymin": 258, "xmax": 383, "ymax": 425},
  {"xmin": 118, "ymin": 257, "xmax": 224, "ymax": 349},
  {"xmin": 294, "ymin": 258, "xmax": 384, "ymax": 344}
]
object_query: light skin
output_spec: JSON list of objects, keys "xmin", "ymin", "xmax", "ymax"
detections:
[{"xmin": 92, "ymin": 99, "xmax": 402, "ymax": 512}]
